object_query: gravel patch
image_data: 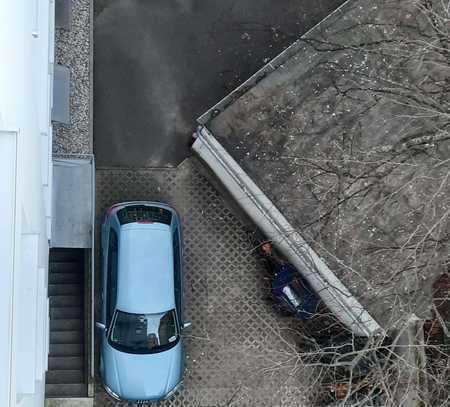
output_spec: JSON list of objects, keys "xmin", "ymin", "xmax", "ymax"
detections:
[{"xmin": 53, "ymin": 0, "xmax": 92, "ymax": 155}]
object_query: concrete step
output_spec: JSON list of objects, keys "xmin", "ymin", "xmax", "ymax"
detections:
[
  {"xmin": 45, "ymin": 383, "xmax": 87, "ymax": 398},
  {"xmin": 49, "ymin": 272, "xmax": 83, "ymax": 285},
  {"xmin": 49, "ymin": 249, "xmax": 84, "ymax": 263},
  {"xmin": 46, "ymin": 370, "xmax": 84, "ymax": 384},
  {"xmin": 48, "ymin": 284, "xmax": 82, "ymax": 296},
  {"xmin": 50, "ymin": 330, "xmax": 83, "ymax": 344},
  {"xmin": 50, "ymin": 319, "xmax": 83, "ymax": 332},
  {"xmin": 47, "ymin": 248, "xmax": 87, "ymax": 398},
  {"xmin": 50, "ymin": 295, "xmax": 83, "ymax": 307},
  {"xmin": 50, "ymin": 307, "xmax": 83, "ymax": 320},
  {"xmin": 50, "ymin": 343, "xmax": 84, "ymax": 357},
  {"xmin": 50, "ymin": 261, "xmax": 83, "ymax": 274},
  {"xmin": 48, "ymin": 356, "xmax": 84, "ymax": 370},
  {"xmin": 45, "ymin": 397, "xmax": 93, "ymax": 407}
]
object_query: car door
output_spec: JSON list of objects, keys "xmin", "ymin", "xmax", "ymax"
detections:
[
  {"xmin": 173, "ymin": 227, "xmax": 183, "ymax": 325},
  {"xmin": 100, "ymin": 226, "xmax": 119, "ymax": 374},
  {"xmin": 105, "ymin": 228, "xmax": 118, "ymax": 327}
]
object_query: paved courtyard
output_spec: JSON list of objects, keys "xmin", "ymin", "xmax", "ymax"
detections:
[{"xmin": 94, "ymin": 158, "xmax": 307, "ymax": 406}]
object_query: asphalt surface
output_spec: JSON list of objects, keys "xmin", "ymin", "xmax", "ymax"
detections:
[{"xmin": 94, "ymin": 0, "xmax": 345, "ymax": 167}]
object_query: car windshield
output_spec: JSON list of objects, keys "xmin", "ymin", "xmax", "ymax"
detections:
[{"xmin": 109, "ymin": 310, "xmax": 179, "ymax": 354}]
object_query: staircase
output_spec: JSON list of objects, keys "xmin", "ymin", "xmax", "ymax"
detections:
[{"xmin": 46, "ymin": 248, "xmax": 87, "ymax": 398}]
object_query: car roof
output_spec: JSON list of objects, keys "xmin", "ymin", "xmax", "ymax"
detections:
[{"xmin": 116, "ymin": 223, "xmax": 175, "ymax": 314}]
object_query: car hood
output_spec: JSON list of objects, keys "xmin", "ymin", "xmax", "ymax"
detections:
[{"xmin": 103, "ymin": 340, "xmax": 183, "ymax": 401}]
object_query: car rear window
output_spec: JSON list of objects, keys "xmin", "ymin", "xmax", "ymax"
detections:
[
  {"xmin": 109, "ymin": 310, "xmax": 179, "ymax": 354},
  {"xmin": 117, "ymin": 205, "xmax": 172, "ymax": 225}
]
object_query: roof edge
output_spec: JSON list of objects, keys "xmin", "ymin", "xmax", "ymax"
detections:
[{"xmin": 192, "ymin": 126, "xmax": 383, "ymax": 337}]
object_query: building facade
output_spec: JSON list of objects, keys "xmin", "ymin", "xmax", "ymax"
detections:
[{"xmin": 0, "ymin": 1, "xmax": 55, "ymax": 406}]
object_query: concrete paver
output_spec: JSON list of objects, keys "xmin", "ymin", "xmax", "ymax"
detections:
[{"xmin": 95, "ymin": 158, "xmax": 307, "ymax": 406}]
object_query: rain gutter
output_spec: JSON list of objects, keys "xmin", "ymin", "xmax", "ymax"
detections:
[{"xmin": 193, "ymin": 126, "xmax": 382, "ymax": 337}]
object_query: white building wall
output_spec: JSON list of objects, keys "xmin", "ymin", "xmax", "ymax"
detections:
[{"xmin": 0, "ymin": 1, "xmax": 55, "ymax": 406}]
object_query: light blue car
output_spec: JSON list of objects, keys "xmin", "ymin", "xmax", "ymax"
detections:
[{"xmin": 97, "ymin": 201, "xmax": 190, "ymax": 402}]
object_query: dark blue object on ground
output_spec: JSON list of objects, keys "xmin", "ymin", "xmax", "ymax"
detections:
[{"xmin": 271, "ymin": 264, "xmax": 320, "ymax": 320}]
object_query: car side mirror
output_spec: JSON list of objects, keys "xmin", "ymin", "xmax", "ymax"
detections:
[
  {"xmin": 182, "ymin": 321, "xmax": 192, "ymax": 330},
  {"xmin": 96, "ymin": 321, "xmax": 106, "ymax": 330}
]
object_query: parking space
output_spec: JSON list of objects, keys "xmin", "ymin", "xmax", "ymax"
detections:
[{"xmin": 95, "ymin": 158, "xmax": 307, "ymax": 406}]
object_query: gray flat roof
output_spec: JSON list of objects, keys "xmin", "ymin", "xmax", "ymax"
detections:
[
  {"xmin": 52, "ymin": 158, "xmax": 94, "ymax": 248},
  {"xmin": 198, "ymin": 0, "xmax": 450, "ymax": 328}
]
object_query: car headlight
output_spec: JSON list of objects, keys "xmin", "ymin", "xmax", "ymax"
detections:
[{"xmin": 164, "ymin": 381, "xmax": 183, "ymax": 400}]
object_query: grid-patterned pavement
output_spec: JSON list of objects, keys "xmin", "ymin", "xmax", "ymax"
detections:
[{"xmin": 95, "ymin": 158, "xmax": 307, "ymax": 407}]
